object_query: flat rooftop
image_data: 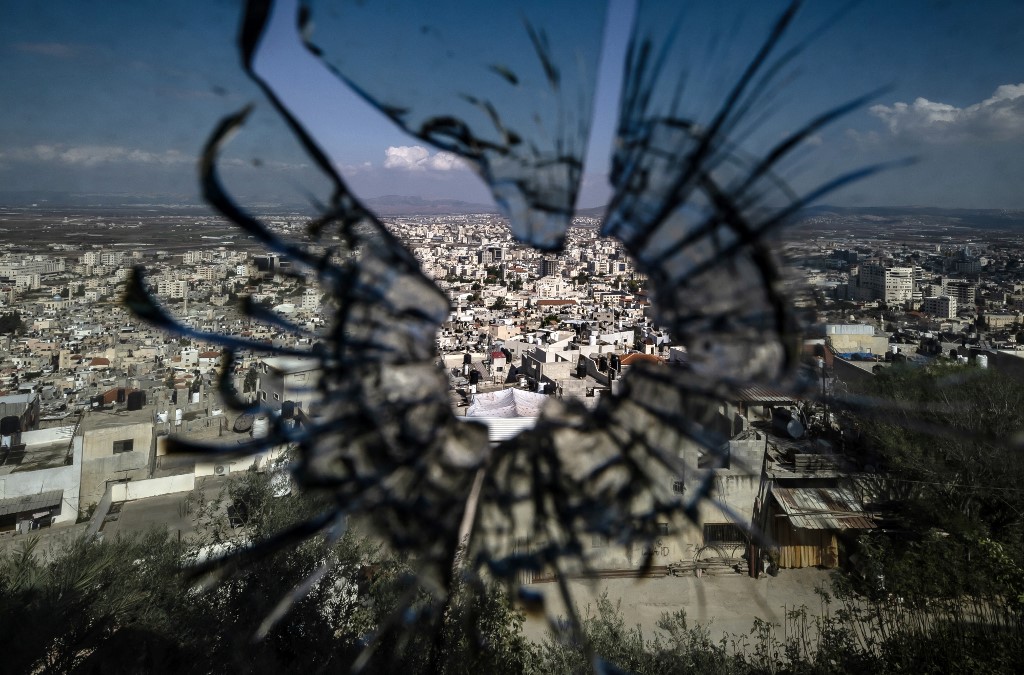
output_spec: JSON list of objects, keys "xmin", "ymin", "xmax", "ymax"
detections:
[
  {"xmin": 0, "ymin": 426, "xmax": 76, "ymax": 474},
  {"xmin": 79, "ymin": 405, "xmax": 155, "ymax": 431}
]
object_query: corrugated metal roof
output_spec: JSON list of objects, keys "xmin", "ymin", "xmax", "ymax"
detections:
[
  {"xmin": 735, "ymin": 386, "xmax": 794, "ymax": 404},
  {"xmin": 0, "ymin": 490, "xmax": 63, "ymax": 517},
  {"xmin": 772, "ymin": 486, "xmax": 875, "ymax": 530}
]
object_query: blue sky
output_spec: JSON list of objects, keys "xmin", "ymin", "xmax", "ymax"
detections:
[{"xmin": 1, "ymin": 0, "xmax": 1023, "ymax": 209}]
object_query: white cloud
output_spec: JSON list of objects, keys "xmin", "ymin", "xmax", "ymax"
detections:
[
  {"xmin": 0, "ymin": 145, "xmax": 314, "ymax": 172},
  {"xmin": 335, "ymin": 161, "xmax": 373, "ymax": 175},
  {"xmin": 869, "ymin": 83, "xmax": 1024, "ymax": 142},
  {"xmin": 383, "ymin": 145, "xmax": 465, "ymax": 171},
  {"xmin": 11, "ymin": 42, "xmax": 80, "ymax": 58},
  {"xmin": 0, "ymin": 144, "xmax": 190, "ymax": 167}
]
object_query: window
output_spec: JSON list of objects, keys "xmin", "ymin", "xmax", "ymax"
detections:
[
  {"xmin": 591, "ymin": 535, "xmax": 608, "ymax": 549},
  {"xmin": 657, "ymin": 522, "xmax": 669, "ymax": 536},
  {"xmin": 672, "ymin": 480, "xmax": 684, "ymax": 494},
  {"xmin": 703, "ymin": 523, "xmax": 746, "ymax": 544},
  {"xmin": 112, "ymin": 439, "xmax": 134, "ymax": 454},
  {"xmin": 273, "ymin": 392, "xmax": 280, "ymax": 401}
]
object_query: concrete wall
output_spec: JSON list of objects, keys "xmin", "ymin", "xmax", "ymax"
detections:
[
  {"xmin": 685, "ymin": 435, "xmax": 764, "ymax": 532},
  {"xmin": 493, "ymin": 430, "xmax": 764, "ymax": 576},
  {"xmin": 80, "ymin": 421, "xmax": 153, "ymax": 510},
  {"xmin": 0, "ymin": 434, "xmax": 82, "ymax": 526},
  {"xmin": 520, "ymin": 352, "xmax": 575, "ymax": 388},
  {"xmin": 83, "ymin": 421, "xmax": 153, "ymax": 461},
  {"xmin": 832, "ymin": 357, "xmax": 877, "ymax": 390},
  {"xmin": 195, "ymin": 444, "xmax": 287, "ymax": 477},
  {"xmin": 577, "ymin": 354, "xmax": 610, "ymax": 386},
  {"xmin": 828, "ymin": 333, "xmax": 888, "ymax": 355},
  {"xmin": 110, "ymin": 473, "xmax": 194, "ymax": 501},
  {"xmin": 155, "ymin": 414, "xmax": 228, "ymax": 450}
]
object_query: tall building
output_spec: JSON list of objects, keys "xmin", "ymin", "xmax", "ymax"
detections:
[
  {"xmin": 538, "ymin": 256, "xmax": 559, "ymax": 278},
  {"xmin": 942, "ymin": 279, "xmax": 976, "ymax": 306},
  {"xmin": 922, "ymin": 295, "xmax": 957, "ymax": 319},
  {"xmin": 849, "ymin": 264, "xmax": 914, "ymax": 304}
]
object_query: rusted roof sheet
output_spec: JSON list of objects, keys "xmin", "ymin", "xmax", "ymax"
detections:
[
  {"xmin": 0, "ymin": 490, "xmax": 63, "ymax": 517},
  {"xmin": 772, "ymin": 486, "xmax": 876, "ymax": 530},
  {"xmin": 734, "ymin": 385, "xmax": 794, "ymax": 404},
  {"xmin": 620, "ymin": 353, "xmax": 662, "ymax": 366}
]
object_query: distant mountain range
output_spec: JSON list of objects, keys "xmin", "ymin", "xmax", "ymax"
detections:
[
  {"xmin": 2, "ymin": 191, "xmax": 1021, "ymax": 228},
  {"xmin": 361, "ymin": 195, "xmax": 498, "ymax": 215},
  {"xmin": 795, "ymin": 204, "xmax": 1024, "ymax": 230}
]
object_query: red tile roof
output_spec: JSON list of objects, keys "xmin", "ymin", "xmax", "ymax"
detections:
[{"xmin": 620, "ymin": 353, "xmax": 661, "ymax": 366}]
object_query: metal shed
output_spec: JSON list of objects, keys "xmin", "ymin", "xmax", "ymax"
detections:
[{"xmin": 769, "ymin": 486, "xmax": 875, "ymax": 569}]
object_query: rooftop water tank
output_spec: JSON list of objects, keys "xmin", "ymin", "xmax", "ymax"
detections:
[
  {"xmin": 772, "ymin": 408, "xmax": 804, "ymax": 440},
  {"xmin": 252, "ymin": 415, "xmax": 269, "ymax": 438}
]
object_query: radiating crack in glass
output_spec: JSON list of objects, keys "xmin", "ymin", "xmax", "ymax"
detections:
[{"xmin": 124, "ymin": 0, "xmax": 891, "ymax": 671}]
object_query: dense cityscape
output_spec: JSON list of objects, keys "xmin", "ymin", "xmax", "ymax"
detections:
[
  {"xmin": 4, "ymin": 0, "xmax": 1024, "ymax": 671},
  {"xmin": 2, "ymin": 203, "xmax": 1023, "ymax": 547},
  {"xmin": 2, "ymin": 202, "xmax": 1024, "ymax": 670}
]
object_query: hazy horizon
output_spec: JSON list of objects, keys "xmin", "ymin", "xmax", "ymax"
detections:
[{"xmin": 3, "ymin": 1, "xmax": 1024, "ymax": 211}]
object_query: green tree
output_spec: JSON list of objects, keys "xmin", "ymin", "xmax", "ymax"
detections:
[
  {"xmin": 844, "ymin": 364, "xmax": 1024, "ymax": 608},
  {"xmin": 0, "ymin": 466, "xmax": 537, "ymax": 674},
  {"xmin": 243, "ymin": 366, "xmax": 259, "ymax": 393},
  {"xmin": 855, "ymin": 364, "xmax": 1024, "ymax": 536},
  {"xmin": 0, "ymin": 311, "xmax": 24, "ymax": 335}
]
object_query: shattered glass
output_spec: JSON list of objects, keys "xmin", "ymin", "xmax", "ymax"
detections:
[
  {"xmin": 125, "ymin": 0, "xmax": 889, "ymax": 668},
  {"xmin": 300, "ymin": 0, "xmax": 607, "ymax": 250}
]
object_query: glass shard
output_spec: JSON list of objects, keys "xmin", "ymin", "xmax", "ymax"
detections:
[
  {"xmin": 606, "ymin": 0, "xmax": 872, "ymax": 383},
  {"xmin": 298, "ymin": 0, "xmax": 609, "ymax": 250},
  {"xmin": 123, "ymin": 0, "xmax": 891, "ymax": 665}
]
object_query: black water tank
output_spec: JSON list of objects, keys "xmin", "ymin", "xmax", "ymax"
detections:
[
  {"xmin": 126, "ymin": 391, "xmax": 145, "ymax": 411},
  {"xmin": 0, "ymin": 416, "xmax": 20, "ymax": 435},
  {"xmin": 116, "ymin": 388, "xmax": 126, "ymax": 403},
  {"xmin": 281, "ymin": 400, "xmax": 295, "ymax": 419}
]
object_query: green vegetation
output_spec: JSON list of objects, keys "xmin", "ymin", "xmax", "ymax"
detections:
[
  {"xmin": 484, "ymin": 265, "xmax": 502, "ymax": 284},
  {"xmin": 243, "ymin": 366, "xmax": 258, "ymax": 393},
  {"xmin": 537, "ymin": 589, "xmax": 1024, "ymax": 674},
  {"xmin": 851, "ymin": 365, "xmax": 1024, "ymax": 564},
  {"xmin": 3, "ymin": 459, "xmax": 1023, "ymax": 672},
  {"xmin": 0, "ymin": 311, "xmax": 24, "ymax": 334},
  {"xmin": 0, "ymin": 468, "xmax": 533, "ymax": 674},
  {"xmin": 3, "ymin": 367, "xmax": 1024, "ymax": 672}
]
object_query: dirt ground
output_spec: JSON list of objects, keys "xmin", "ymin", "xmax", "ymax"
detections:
[{"xmin": 522, "ymin": 567, "xmax": 834, "ymax": 644}]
